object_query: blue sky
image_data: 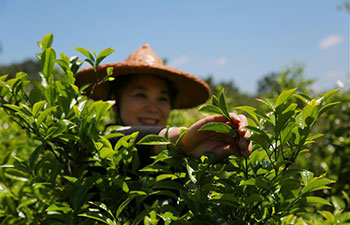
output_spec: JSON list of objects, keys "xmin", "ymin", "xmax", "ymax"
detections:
[{"xmin": 0, "ymin": 0, "xmax": 349, "ymax": 94}]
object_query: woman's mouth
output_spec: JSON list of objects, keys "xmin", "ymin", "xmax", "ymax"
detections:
[{"xmin": 138, "ymin": 118, "xmax": 159, "ymax": 126}]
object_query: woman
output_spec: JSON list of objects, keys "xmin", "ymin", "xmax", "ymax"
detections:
[{"xmin": 76, "ymin": 43, "xmax": 252, "ymax": 163}]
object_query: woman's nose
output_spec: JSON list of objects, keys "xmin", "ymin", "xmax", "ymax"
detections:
[{"xmin": 143, "ymin": 99, "xmax": 160, "ymax": 113}]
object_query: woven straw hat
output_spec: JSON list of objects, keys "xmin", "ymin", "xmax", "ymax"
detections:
[{"xmin": 75, "ymin": 43, "xmax": 210, "ymax": 109}]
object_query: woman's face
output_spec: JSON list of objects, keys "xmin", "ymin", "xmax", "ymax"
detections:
[{"xmin": 118, "ymin": 74, "xmax": 171, "ymax": 126}]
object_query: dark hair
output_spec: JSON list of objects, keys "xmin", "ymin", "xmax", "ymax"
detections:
[{"xmin": 108, "ymin": 74, "xmax": 177, "ymax": 125}]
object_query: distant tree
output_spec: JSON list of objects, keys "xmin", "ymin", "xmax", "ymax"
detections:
[
  {"xmin": 204, "ymin": 75, "xmax": 259, "ymax": 108},
  {"xmin": 0, "ymin": 59, "xmax": 41, "ymax": 80},
  {"xmin": 257, "ymin": 64, "xmax": 315, "ymax": 97},
  {"xmin": 204, "ymin": 75, "xmax": 239, "ymax": 95},
  {"xmin": 337, "ymin": 1, "xmax": 350, "ymax": 12}
]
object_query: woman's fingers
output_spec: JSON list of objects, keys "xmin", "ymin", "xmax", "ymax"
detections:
[{"xmin": 239, "ymin": 137, "xmax": 252, "ymax": 157}]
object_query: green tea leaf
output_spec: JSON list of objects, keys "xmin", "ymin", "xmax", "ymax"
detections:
[
  {"xmin": 63, "ymin": 176, "xmax": 78, "ymax": 183},
  {"xmin": 199, "ymin": 122, "xmax": 237, "ymax": 136},
  {"xmin": 319, "ymin": 211, "xmax": 335, "ymax": 222},
  {"xmin": 74, "ymin": 47, "xmax": 95, "ymax": 62},
  {"xmin": 46, "ymin": 203, "xmax": 73, "ymax": 213},
  {"xmin": 280, "ymin": 122, "xmax": 297, "ymax": 144},
  {"xmin": 331, "ymin": 195, "xmax": 346, "ymax": 211},
  {"xmin": 79, "ymin": 212, "xmax": 114, "ymax": 225},
  {"xmin": 218, "ymin": 89, "xmax": 231, "ymax": 121},
  {"xmin": 275, "ymin": 88, "xmax": 297, "ymax": 108},
  {"xmin": 106, "ymin": 67, "xmax": 114, "ymax": 76},
  {"xmin": 156, "ymin": 174, "xmax": 178, "ymax": 181},
  {"xmin": 300, "ymin": 170, "xmax": 314, "ymax": 186},
  {"xmin": 41, "ymin": 47, "xmax": 56, "ymax": 79},
  {"xmin": 319, "ymin": 102, "xmax": 340, "ymax": 116},
  {"xmin": 100, "ymin": 147, "xmax": 115, "ymax": 158},
  {"xmin": 40, "ymin": 33, "xmax": 53, "ymax": 50},
  {"xmin": 198, "ymin": 104, "xmax": 223, "ymax": 115},
  {"xmin": 245, "ymin": 125, "xmax": 270, "ymax": 150},
  {"xmin": 56, "ymin": 59, "xmax": 69, "ymax": 72},
  {"xmin": 256, "ymin": 98, "xmax": 275, "ymax": 111},
  {"xmin": 305, "ymin": 196, "xmax": 332, "ymax": 206},
  {"xmin": 212, "ymin": 95, "xmax": 219, "ymax": 106},
  {"xmin": 32, "ymin": 100, "xmax": 47, "ymax": 117},
  {"xmin": 29, "ymin": 145, "xmax": 44, "ymax": 169},
  {"xmin": 131, "ymin": 208, "xmax": 153, "ymax": 225},
  {"xmin": 186, "ymin": 163, "xmax": 197, "ymax": 183},
  {"xmin": 302, "ymin": 99, "xmax": 319, "ymax": 126},
  {"xmin": 302, "ymin": 178, "xmax": 335, "ymax": 194},
  {"xmin": 234, "ymin": 106, "xmax": 259, "ymax": 125},
  {"xmin": 37, "ymin": 106, "xmax": 58, "ymax": 125},
  {"xmin": 244, "ymin": 193, "xmax": 262, "ymax": 204},
  {"xmin": 276, "ymin": 110, "xmax": 294, "ymax": 133},
  {"xmin": 138, "ymin": 134, "xmax": 171, "ymax": 145},
  {"xmin": 338, "ymin": 212, "xmax": 350, "ymax": 223},
  {"xmin": 317, "ymin": 88, "xmax": 341, "ymax": 104},
  {"xmin": 96, "ymin": 48, "xmax": 115, "ymax": 66},
  {"xmin": 152, "ymin": 180, "xmax": 186, "ymax": 191},
  {"xmin": 91, "ymin": 101, "xmax": 111, "ymax": 121},
  {"xmin": 293, "ymin": 93, "xmax": 311, "ymax": 104}
]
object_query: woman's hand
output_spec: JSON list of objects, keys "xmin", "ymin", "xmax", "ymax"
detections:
[{"xmin": 180, "ymin": 113, "xmax": 252, "ymax": 162}]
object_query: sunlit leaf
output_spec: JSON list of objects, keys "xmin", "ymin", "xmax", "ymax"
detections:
[
  {"xmin": 234, "ymin": 106, "xmax": 259, "ymax": 125},
  {"xmin": 300, "ymin": 170, "xmax": 314, "ymax": 186},
  {"xmin": 96, "ymin": 48, "xmax": 115, "ymax": 66},
  {"xmin": 305, "ymin": 196, "xmax": 332, "ymax": 206},
  {"xmin": 198, "ymin": 122, "xmax": 237, "ymax": 136},
  {"xmin": 41, "ymin": 47, "xmax": 56, "ymax": 80},
  {"xmin": 212, "ymin": 95, "xmax": 219, "ymax": 106},
  {"xmin": 293, "ymin": 93, "xmax": 311, "ymax": 104},
  {"xmin": 302, "ymin": 178, "xmax": 335, "ymax": 194},
  {"xmin": 319, "ymin": 102, "xmax": 340, "ymax": 116},
  {"xmin": 218, "ymin": 89, "xmax": 231, "ymax": 121},
  {"xmin": 275, "ymin": 88, "xmax": 297, "ymax": 108},
  {"xmin": 138, "ymin": 134, "xmax": 171, "ymax": 145},
  {"xmin": 74, "ymin": 47, "xmax": 95, "ymax": 62},
  {"xmin": 32, "ymin": 100, "xmax": 47, "ymax": 117},
  {"xmin": 245, "ymin": 125, "xmax": 270, "ymax": 150},
  {"xmin": 317, "ymin": 88, "xmax": 341, "ymax": 104},
  {"xmin": 100, "ymin": 147, "xmax": 115, "ymax": 158},
  {"xmin": 40, "ymin": 33, "xmax": 53, "ymax": 50},
  {"xmin": 106, "ymin": 67, "xmax": 114, "ymax": 76},
  {"xmin": 198, "ymin": 104, "xmax": 223, "ymax": 115}
]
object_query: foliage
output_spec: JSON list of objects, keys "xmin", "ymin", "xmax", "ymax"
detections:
[
  {"xmin": 0, "ymin": 59, "xmax": 41, "ymax": 81},
  {"xmin": 257, "ymin": 64, "xmax": 315, "ymax": 97},
  {"xmin": 0, "ymin": 34, "xmax": 348, "ymax": 224},
  {"xmin": 204, "ymin": 76, "xmax": 259, "ymax": 109},
  {"xmin": 294, "ymin": 90, "xmax": 350, "ymax": 222}
]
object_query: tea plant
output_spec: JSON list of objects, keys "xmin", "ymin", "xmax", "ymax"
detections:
[{"xmin": 0, "ymin": 34, "xmax": 348, "ymax": 224}]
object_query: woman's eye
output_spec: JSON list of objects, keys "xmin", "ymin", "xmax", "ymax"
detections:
[
  {"xmin": 134, "ymin": 93, "xmax": 146, "ymax": 98},
  {"xmin": 159, "ymin": 96, "xmax": 170, "ymax": 102}
]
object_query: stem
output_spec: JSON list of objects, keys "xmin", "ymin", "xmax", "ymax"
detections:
[
  {"xmin": 264, "ymin": 145, "xmax": 278, "ymax": 176},
  {"xmin": 280, "ymin": 138, "xmax": 286, "ymax": 161},
  {"xmin": 244, "ymin": 157, "xmax": 249, "ymax": 179}
]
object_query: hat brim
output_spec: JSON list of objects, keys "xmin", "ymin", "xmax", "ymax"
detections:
[{"xmin": 75, "ymin": 63, "xmax": 210, "ymax": 109}]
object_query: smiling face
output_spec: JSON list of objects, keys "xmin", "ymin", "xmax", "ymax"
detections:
[{"xmin": 118, "ymin": 74, "xmax": 172, "ymax": 126}]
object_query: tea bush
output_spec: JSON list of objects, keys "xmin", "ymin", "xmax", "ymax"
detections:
[{"xmin": 0, "ymin": 34, "xmax": 349, "ymax": 224}]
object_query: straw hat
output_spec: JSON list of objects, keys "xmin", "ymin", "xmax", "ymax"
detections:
[{"xmin": 75, "ymin": 43, "xmax": 210, "ymax": 109}]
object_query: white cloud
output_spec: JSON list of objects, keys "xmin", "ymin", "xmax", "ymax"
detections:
[
  {"xmin": 319, "ymin": 34, "xmax": 345, "ymax": 49},
  {"xmin": 327, "ymin": 71, "xmax": 340, "ymax": 78},
  {"xmin": 168, "ymin": 56, "xmax": 189, "ymax": 68},
  {"xmin": 310, "ymin": 84, "xmax": 322, "ymax": 93},
  {"xmin": 213, "ymin": 57, "xmax": 228, "ymax": 65}
]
